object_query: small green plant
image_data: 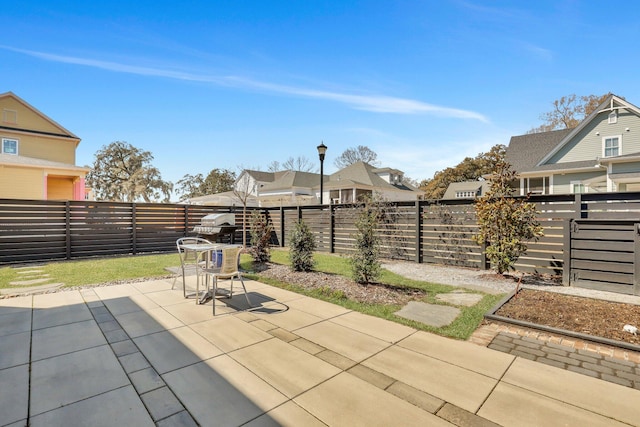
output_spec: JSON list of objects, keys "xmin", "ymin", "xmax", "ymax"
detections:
[
  {"xmin": 473, "ymin": 161, "xmax": 544, "ymax": 274},
  {"xmin": 350, "ymin": 198, "xmax": 381, "ymax": 284},
  {"xmin": 249, "ymin": 210, "xmax": 274, "ymax": 263},
  {"xmin": 289, "ymin": 219, "xmax": 316, "ymax": 272},
  {"xmin": 316, "ymin": 286, "xmax": 347, "ymax": 300}
]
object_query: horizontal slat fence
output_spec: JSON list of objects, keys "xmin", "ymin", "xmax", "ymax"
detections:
[
  {"xmin": 3, "ymin": 191, "xmax": 640, "ymax": 294},
  {"xmin": 568, "ymin": 220, "xmax": 639, "ymax": 295}
]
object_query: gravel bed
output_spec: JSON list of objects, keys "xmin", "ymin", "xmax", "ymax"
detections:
[{"xmin": 382, "ymin": 260, "xmax": 640, "ymax": 306}]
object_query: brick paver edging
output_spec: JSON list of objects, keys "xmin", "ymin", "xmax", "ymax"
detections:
[
  {"xmin": 488, "ymin": 332, "xmax": 640, "ymax": 390},
  {"xmin": 485, "ymin": 290, "xmax": 640, "ymax": 355}
]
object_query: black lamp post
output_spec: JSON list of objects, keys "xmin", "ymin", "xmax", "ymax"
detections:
[{"xmin": 317, "ymin": 142, "xmax": 327, "ymax": 204}]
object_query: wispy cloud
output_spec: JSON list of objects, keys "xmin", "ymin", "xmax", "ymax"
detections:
[
  {"xmin": 2, "ymin": 45, "xmax": 488, "ymax": 121},
  {"xmin": 519, "ymin": 42, "xmax": 553, "ymax": 61}
]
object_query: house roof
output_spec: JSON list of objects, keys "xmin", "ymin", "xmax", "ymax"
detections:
[
  {"xmin": 442, "ymin": 181, "xmax": 489, "ymax": 199},
  {"xmin": 0, "ymin": 154, "xmax": 90, "ymax": 172},
  {"xmin": 183, "ymin": 190, "xmax": 258, "ymax": 206},
  {"xmin": 260, "ymin": 170, "xmax": 321, "ymax": 191},
  {"xmin": 328, "ymin": 161, "xmax": 421, "ymax": 193},
  {"xmin": 0, "ymin": 92, "xmax": 80, "ymax": 142},
  {"xmin": 242, "ymin": 170, "xmax": 277, "ymax": 183},
  {"xmin": 505, "ymin": 128, "xmax": 572, "ymax": 173}
]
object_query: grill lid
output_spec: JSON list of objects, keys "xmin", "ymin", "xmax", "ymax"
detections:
[{"xmin": 200, "ymin": 213, "xmax": 235, "ymax": 227}]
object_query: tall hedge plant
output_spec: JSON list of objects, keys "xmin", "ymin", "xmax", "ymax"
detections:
[
  {"xmin": 289, "ymin": 219, "xmax": 316, "ymax": 272},
  {"xmin": 474, "ymin": 161, "xmax": 543, "ymax": 274}
]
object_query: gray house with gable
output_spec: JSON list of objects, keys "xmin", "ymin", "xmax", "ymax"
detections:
[{"xmin": 506, "ymin": 94, "xmax": 640, "ymax": 195}]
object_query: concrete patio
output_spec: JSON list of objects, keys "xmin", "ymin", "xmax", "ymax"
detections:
[{"xmin": 1, "ymin": 276, "xmax": 639, "ymax": 426}]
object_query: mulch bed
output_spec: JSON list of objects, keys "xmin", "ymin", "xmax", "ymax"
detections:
[{"xmin": 494, "ymin": 289, "xmax": 640, "ymax": 346}]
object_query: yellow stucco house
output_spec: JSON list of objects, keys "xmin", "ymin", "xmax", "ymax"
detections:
[{"xmin": 0, "ymin": 92, "xmax": 89, "ymax": 200}]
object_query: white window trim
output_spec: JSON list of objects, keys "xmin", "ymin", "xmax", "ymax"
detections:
[
  {"xmin": 602, "ymin": 135, "xmax": 622, "ymax": 158},
  {"xmin": 1, "ymin": 138, "xmax": 18, "ymax": 155},
  {"xmin": 526, "ymin": 176, "xmax": 546, "ymax": 195},
  {"xmin": 455, "ymin": 191, "xmax": 476, "ymax": 198},
  {"xmin": 570, "ymin": 180, "xmax": 587, "ymax": 194},
  {"xmin": 608, "ymin": 111, "xmax": 618, "ymax": 124}
]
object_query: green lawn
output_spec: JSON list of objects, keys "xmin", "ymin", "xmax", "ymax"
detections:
[
  {"xmin": 0, "ymin": 249, "xmax": 502, "ymax": 340},
  {"xmin": 0, "ymin": 253, "xmax": 179, "ymax": 288},
  {"xmin": 244, "ymin": 249, "xmax": 503, "ymax": 340}
]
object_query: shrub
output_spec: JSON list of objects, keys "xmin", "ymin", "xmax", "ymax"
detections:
[
  {"xmin": 350, "ymin": 199, "xmax": 381, "ymax": 284},
  {"xmin": 249, "ymin": 210, "xmax": 273, "ymax": 263},
  {"xmin": 289, "ymin": 219, "xmax": 316, "ymax": 272},
  {"xmin": 473, "ymin": 161, "xmax": 544, "ymax": 274}
]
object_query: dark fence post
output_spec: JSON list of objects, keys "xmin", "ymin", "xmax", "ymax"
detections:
[
  {"xmin": 575, "ymin": 193, "xmax": 586, "ymax": 219},
  {"xmin": 132, "ymin": 203, "xmax": 137, "ymax": 255},
  {"xmin": 65, "ymin": 201, "xmax": 71, "ymax": 260},
  {"xmin": 634, "ymin": 223, "xmax": 640, "ymax": 296},
  {"xmin": 415, "ymin": 200, "xmax": 422, "ymax": 263},
  {"xmin": 480, "ymin": 240, "xmax": 489, "ymax": 270},
  {"xmin": 562, "ymin": 219, "xmax": 572, "ymax": 286},
  {"xmin": 280, "ymin": 206, "xmax": 285, "ymax": 247},
  {"xmin": 184, "ymin": 205, "xmax": 190, "ymax": 237},
  {"xmin": 329, "ymin": 203, "xmax": 335, "ymax": 253}
]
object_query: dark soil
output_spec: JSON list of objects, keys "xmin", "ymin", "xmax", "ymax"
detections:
[
  {"xmin": 257, "ymin": 263, "xmax": 425, "ymax": 305},
  {"xmin": 495, "ymin": 289, "xmax": 640, "ymax": 346}
]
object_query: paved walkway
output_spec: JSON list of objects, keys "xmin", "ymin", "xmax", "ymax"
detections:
[
  {"xmin": 489, "ymin": 331, "xmax": 640, "ymax": 390},
  {"xmin": 1, "ymin": 276, "xmax": 640, "ymax": 426}
]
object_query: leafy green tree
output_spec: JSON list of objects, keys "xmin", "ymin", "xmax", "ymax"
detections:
[
  {"xmin": 249, "ymin": 210, "xmax": 273, "ymax": 263},
  {"xmin": 289, "ymin": 219, "xmax": 316, "ymax": 272},
  {"xmin": 87, "ymin": 141, "xmax": 172, "ymax": 202},
  {"xmin": 334, "ymin": 145, "xmax": 379, "ymax": 169},
  {"xmin": 473, "ymin": 161, "xmax": 544, "ymax": 274},
  {"xmin": 175, "ymin": 173, "xmax": 205, "ymax": 199},
  {"xmin": 420, "ymin": 144, "xmax": 506, "ymax": 199},
  {"xmin": 175, "ymin": 168, "xmax": 236, "ymax": 200},
  {"xmin": 201, "ymin": 168, "xmax": 236, "ymax": 194},
  {"xmin": 528, "ymin": 93, "xmax": 612, "ymax": 133},
  {"xmin": 350, "ymin": 198, "xmax": 382, "ymax": 284}
]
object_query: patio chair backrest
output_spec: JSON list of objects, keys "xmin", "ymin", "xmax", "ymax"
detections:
[
  {"xmin": 176, "ymin": 237, "xmax": 213, "ymax": 264},
  {"xmin": 218, "ymin": 245, "xmax": 243, "ymax": 276}
]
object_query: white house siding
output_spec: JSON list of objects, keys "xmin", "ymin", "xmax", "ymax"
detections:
[{"xmin": 552, "ymin": 171, "xmax": 604, "ymax": 193}]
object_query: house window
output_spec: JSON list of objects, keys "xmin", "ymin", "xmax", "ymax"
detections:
[
  {"xmin": 1, "ymin": 138, "xmax": 18, "ymax": 155},
  {"xmin": 571, "ymin": 181, "xmax": 585, "ymax": 194},
  {"xmin": 2, "ymin": 109, "xmax": 17, "ymax": 124},
  {"xmin": 608, "ymin": 111, "xmax": 618, "ymax": 124},
  {"xmin": 603, "ymin": 136, "xmax": 621, "ymax": 157},
  {"xmin": 455, "ymin": 191, "xmax": 476, "ymax": 198}
]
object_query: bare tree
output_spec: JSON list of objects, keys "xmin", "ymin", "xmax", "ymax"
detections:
[
  {"xmin": 334, "ymin": 145, "xmax": 379, "ymax": 169},
  {"xmin": 268, "ymin": 156, "xmax": 316, "ymax": 172},
  {"xmin": 267, "ymin": 161, "xmax": 281, "ymax": 172},
  {"xmin": 528, "ymin": 93, "xmax": 612, "ymax": 134},
  {"xmin": 282, "ymin": 156, "xmax": 316, "ymax": 172},
  {"xmin": 233, "ymin": 168, "xmax": 259, "ymax": 247}
]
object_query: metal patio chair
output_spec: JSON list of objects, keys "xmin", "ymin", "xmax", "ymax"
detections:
[
  {"xmin": 201, "ymin": 244, "xmax": 251, "ymax": 315},
  {"xmin": 174, "ymin": 237, "xmax": 214, "ymax": 299}
]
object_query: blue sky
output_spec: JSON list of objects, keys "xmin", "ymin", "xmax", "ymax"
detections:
[{"xmin": 3, "ymin": 1, "xmax": 640, "ymax": 193}]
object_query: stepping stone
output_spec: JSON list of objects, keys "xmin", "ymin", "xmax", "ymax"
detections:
[
  {"xmin": 435, "ymin": 291, "xmax": 483, "ymax": 307},
  {"xmin": 9, "ymin": 278, "xmax": 52, "ymax": 286},
  {"xmin": 17, "ymin": 270, "xmax": 45, "ymax": 275},
  {"xmin": 0, "ymin": 283, "xmax": 64, "ymax": 296},
  {"xmin": 395, "ymin": 302, "xmax": 460, "ymax": 327},
  {"xmin": 11, "ymin": 265, "xmax": 45, "ymax": 270}
]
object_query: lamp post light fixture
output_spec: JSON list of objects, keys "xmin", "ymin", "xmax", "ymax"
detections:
[{"xmin": 317, "ymin": 142, "xmax": 327, "ymax": 204}]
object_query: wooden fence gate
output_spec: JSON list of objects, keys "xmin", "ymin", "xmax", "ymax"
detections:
[{"xmin": 568, "ymin": 219, "xmax": 640, "ymax": 295}]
